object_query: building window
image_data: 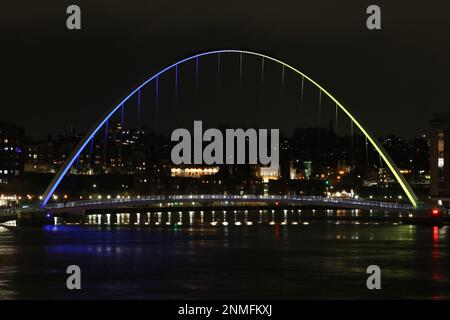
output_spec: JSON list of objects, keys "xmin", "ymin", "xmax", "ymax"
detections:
[{"xmin": 438, "ymin": 157, "xmax": 444, "ymax": 168}]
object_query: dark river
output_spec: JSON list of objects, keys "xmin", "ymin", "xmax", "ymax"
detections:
[{"xmin": 0, "ymin": 210, "xmax": 449, "ymax": 299}]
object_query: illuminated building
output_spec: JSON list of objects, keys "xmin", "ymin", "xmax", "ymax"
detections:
[
  {"xmin": 258, "ymin": 166, "xmax": 280, "ymax": 183},
  {"xmin": 24, "ymin": 122, "xmax": 156, "ymax": 175},
  {"xmin": 171, "ymin": 166, "xmax": 219, "ymax": 178},
  {"xmin": 25, "ymin": 134, "xmax": 79, "ymax": 173},
  {"xmin": 0, "ymin": 121, "xmax": 24, "ymax": 184},
  {"xmin": 430, "ymin": 115, "xmax": 450, "ymax": 206},
  {"xmin": 280, "ymin": 160, "xmax": 300, "ymax": 180}
]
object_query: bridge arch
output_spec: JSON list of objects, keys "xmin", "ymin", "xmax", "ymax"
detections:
[{"xmin": 41, "ymin": 50, "xmax": 419, "ymax": 208}]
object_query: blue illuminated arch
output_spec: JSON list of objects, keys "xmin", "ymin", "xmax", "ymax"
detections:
[{"xmin": 41, "ymin": 50, "xmax": 419, "ymax": 208}]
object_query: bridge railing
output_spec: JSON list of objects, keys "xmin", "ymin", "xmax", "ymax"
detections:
[
  {"xmin": 0, "ymin": 207, "xmax": 37, "ymax": 216},
  {"xmin": 44, "ymin": 194, "xmax": 415, "ymax": 210}
]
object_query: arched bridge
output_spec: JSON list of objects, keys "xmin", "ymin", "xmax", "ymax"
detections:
[{"xmin": 40, "ymin": 50, "xmax": 420, "ymax": 209}]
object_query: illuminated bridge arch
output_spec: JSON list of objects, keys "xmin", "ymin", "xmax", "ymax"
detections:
[{"xmin": 41, "ymin": 50, "xmax": 420, "ymax": 208}]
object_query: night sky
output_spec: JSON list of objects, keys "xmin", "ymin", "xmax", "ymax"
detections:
[{"xmin": 2, "ymin": 0, "xmax": 450, "ymax": 138}]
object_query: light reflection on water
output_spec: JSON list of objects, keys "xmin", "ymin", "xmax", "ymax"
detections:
[
  {"xmin": 57, "ymin": 209, "xmax": 410, "ymax": 227},
  {"xmin": 0, "ymin": 210, "xmax": 449, "ymax": 300}
]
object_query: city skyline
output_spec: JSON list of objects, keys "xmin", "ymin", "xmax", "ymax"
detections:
[{"xmin": 0, "ymin": 116, "xmax": 431, "ymax": 203}]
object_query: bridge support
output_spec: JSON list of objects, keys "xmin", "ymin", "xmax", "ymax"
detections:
[{"xmin": 17, "ymin": 210, "xmax": 54, "ymax": 226}]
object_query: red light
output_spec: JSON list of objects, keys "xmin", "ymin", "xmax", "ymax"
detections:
[
  {"xmin": 433, "ymin": 226, "xmax": 439, "ymax": 242},
  {"xmin": 432, "ymin": 208, "xmax": 440, "ymax": 217}
]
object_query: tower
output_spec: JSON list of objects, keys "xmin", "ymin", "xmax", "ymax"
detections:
[{"xmin": 430, "ymin": 115, "xmax": 450, "ymax": 207}]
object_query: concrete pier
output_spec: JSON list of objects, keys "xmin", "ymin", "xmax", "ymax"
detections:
[{"xmin": 17, "ymin": 210, "xmax": 54, "ymax": 226}]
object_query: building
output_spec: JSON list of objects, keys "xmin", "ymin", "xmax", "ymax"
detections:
[
  {"xmin": 24, "ymin": 123, "xmax": 157, "ymax": 175},
  {"xmin": 171, "ymin": 165, "xmax": 220, "ymax": 178},
  {"xmin": 0, "ymin": 121, "xmax": 25, "ymax": 184},
  {"xmin": 430, "ymin": 115, "xmax": 450, "ymax": 207},
  {"xmin": 25, "ymin": 134, "xmax": 80, "ymax": 173}
]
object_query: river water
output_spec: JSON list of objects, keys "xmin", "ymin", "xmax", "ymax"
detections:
[{"xmin": 0, "ymin": 210, "xmax": 449, "ymax": 299}]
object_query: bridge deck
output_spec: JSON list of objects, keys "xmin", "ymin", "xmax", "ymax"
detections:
[{"xmin": 44, "ymin": 195, "xmax": 416, "ymax": 213}]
